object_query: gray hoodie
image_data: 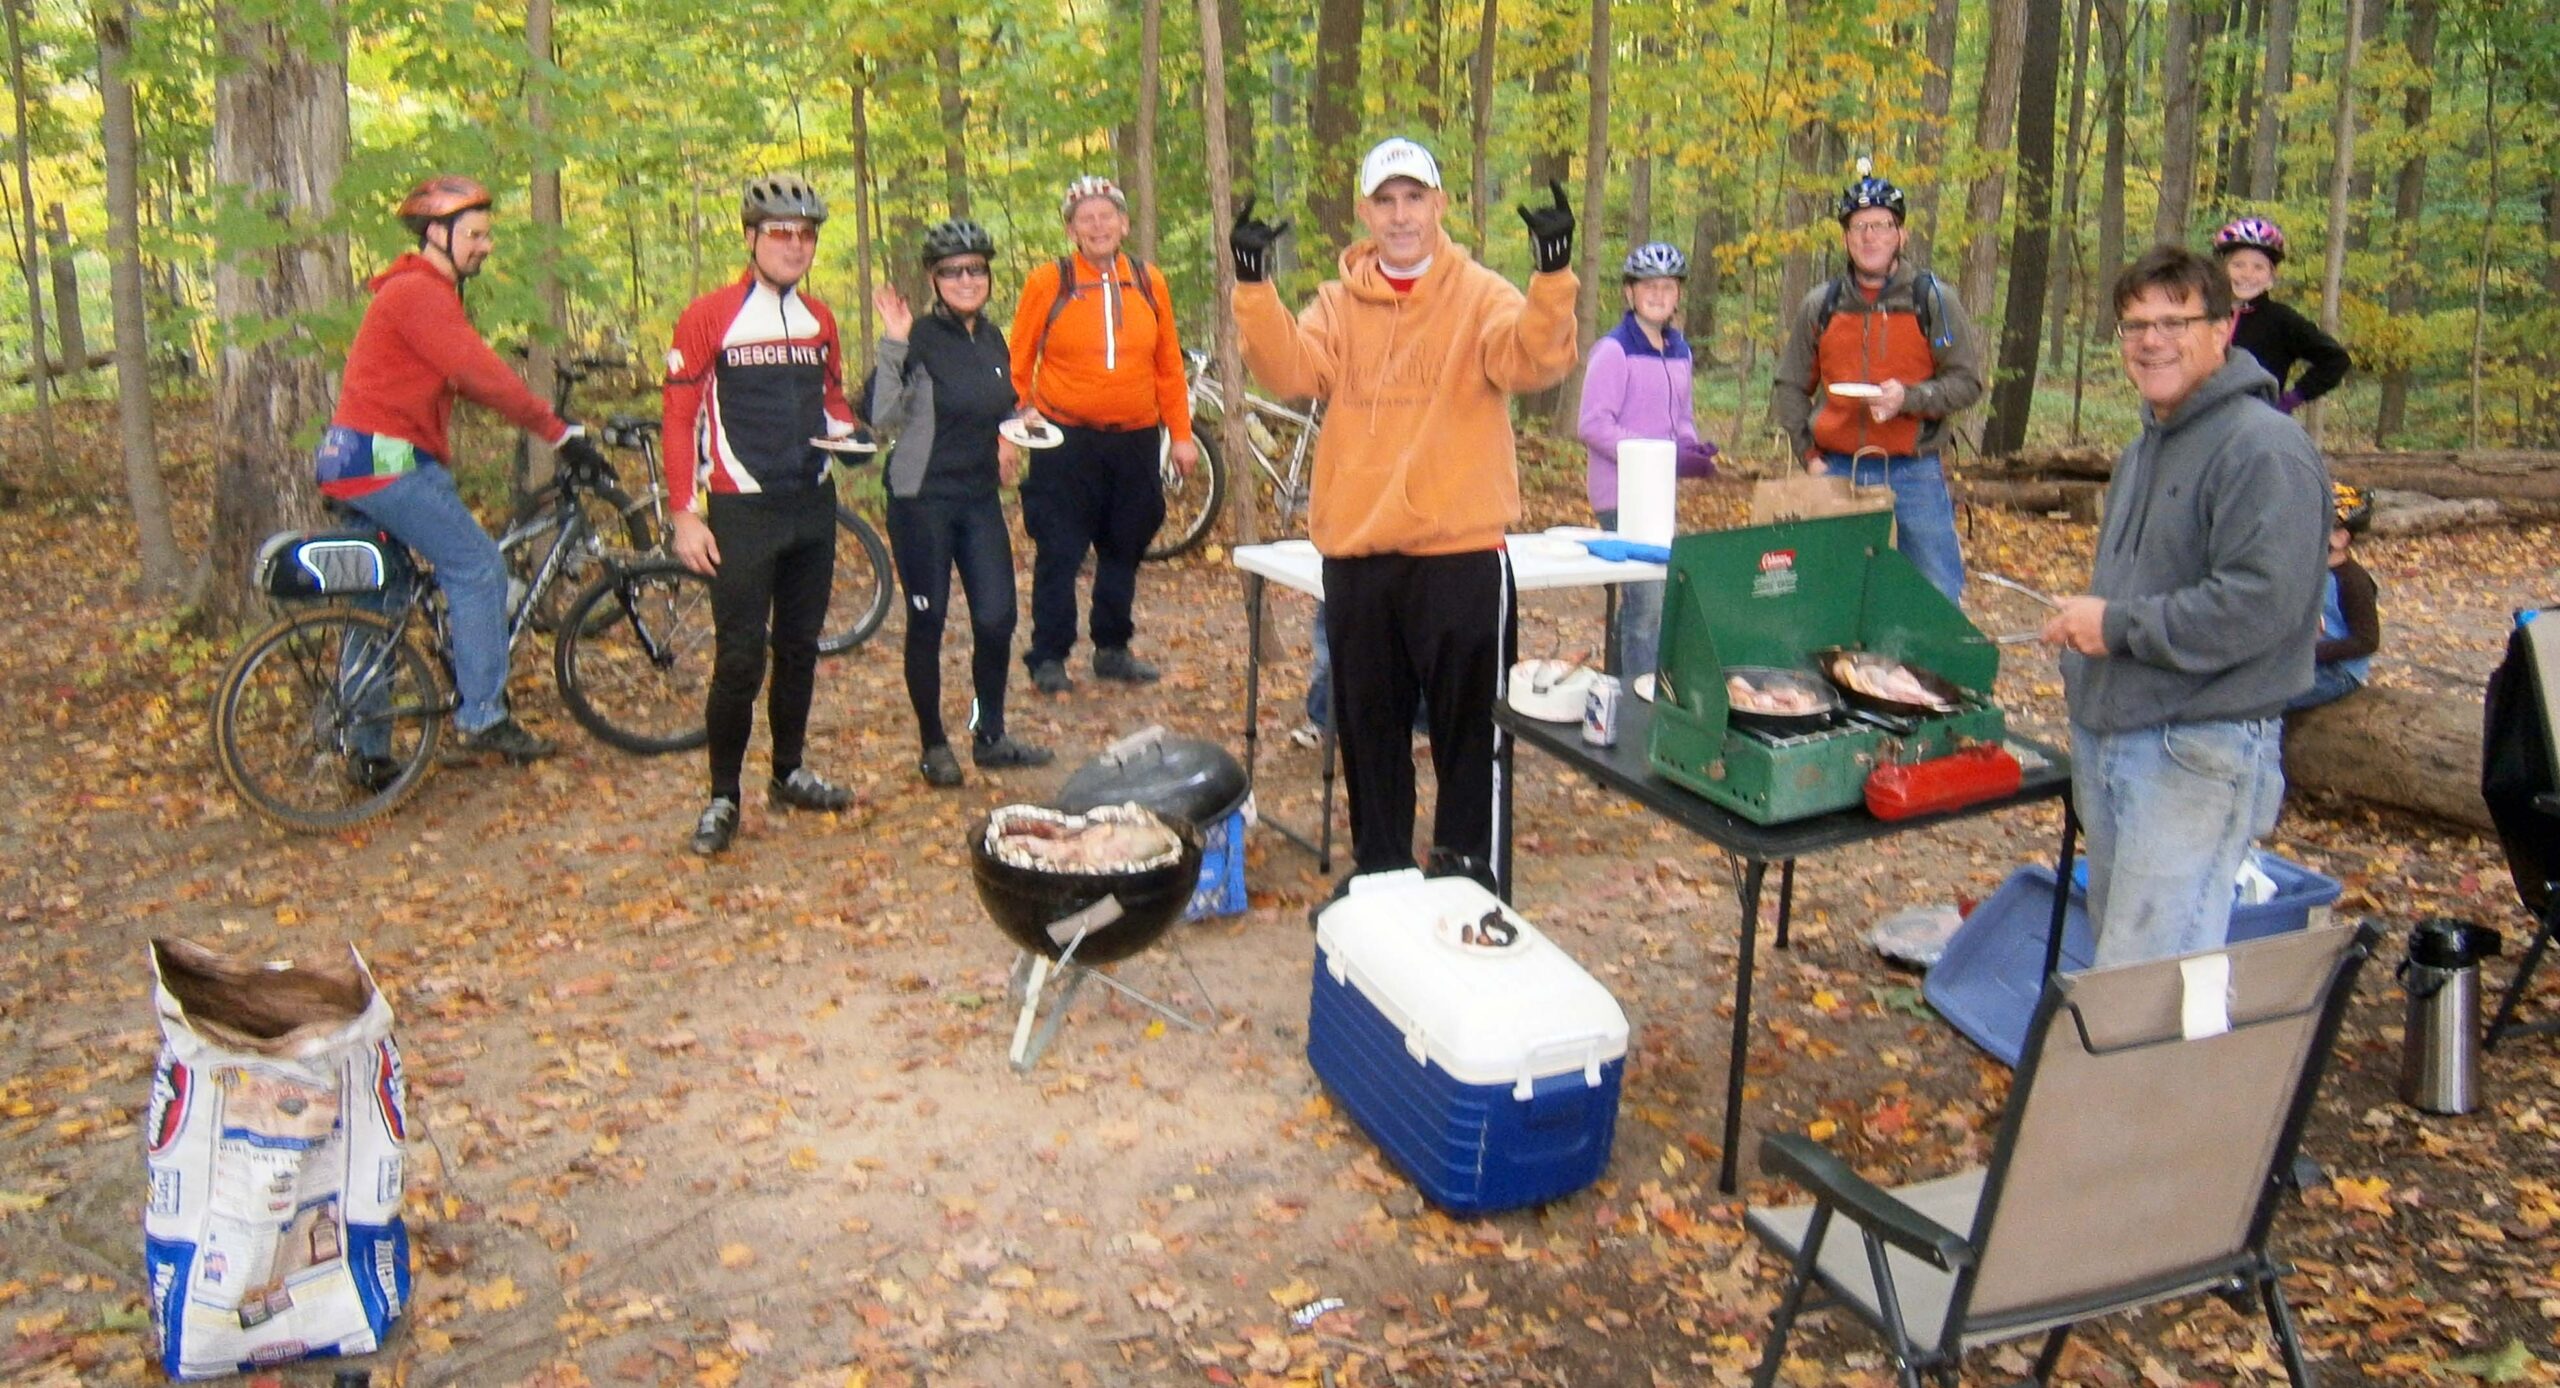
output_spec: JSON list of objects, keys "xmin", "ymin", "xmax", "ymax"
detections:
[{"xmin": 2063, "ymin": 353, "xmax": 2331, "ymax": 733}]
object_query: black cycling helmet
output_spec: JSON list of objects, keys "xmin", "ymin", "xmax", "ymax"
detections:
[
  {"xmin": 741, "ymin": 174, "xmax": 828, "ymax": 228},
  {"xmin": 2333, "ymin": 483, "xmax": 2372, "ymax": 535},
  {"xmin": 921, "ymin": 217, "xmax": 996, "ymax": 265},
  {"xmin": 1835, "ymin": 157, "xmax": 1907, "ymax": 226}
]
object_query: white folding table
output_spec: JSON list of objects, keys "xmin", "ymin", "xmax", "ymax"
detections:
[{"xmin": 1231, "ymin": 536, "xmax": 1668, "ymax": 881}]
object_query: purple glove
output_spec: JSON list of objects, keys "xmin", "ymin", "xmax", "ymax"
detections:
[
  {"xmin": 1677, "ymin": 440, "xmax": 1720, "ymax": 479},
  {"xmin": 2277, "ymin": 390, "xmax": 2305, "ymax": 415}
]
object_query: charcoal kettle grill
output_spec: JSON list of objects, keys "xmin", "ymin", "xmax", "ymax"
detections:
[{"xmin": 1648, "ymin": 510, "xmax": 2012, "ymax": 824}]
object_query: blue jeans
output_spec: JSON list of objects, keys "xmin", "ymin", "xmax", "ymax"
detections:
[
  {"xmin": 342, "ymin": 465, "xmax": 511, "ymax": 734},
  {"xmin": 1595, "ymin": 507, "xmax": 1664, "ymax": 679},
  {"xmin": 2071, "ymin": 717, "xmax": 2286, "ymax": 967},
  {"xmin": 1824, "ymin": 452, "xmax": 1963, "ymax": 602},
  {"xmin": 2284, "ymin": 663, "xmax": 2364, "ymax": 711}
]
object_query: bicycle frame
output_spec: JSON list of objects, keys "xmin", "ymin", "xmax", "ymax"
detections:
[{"xmin": 1185, "ymin": 349, "xmax": 1324, "ymax": 522}]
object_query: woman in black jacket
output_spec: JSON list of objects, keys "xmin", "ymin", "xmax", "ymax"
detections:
[
  {"xmin": 869, "ymin": 220, "xmax": 1053, "ymax": 786},
  {"xmin": 2213, "ymin": 216, "xmax": 2350, "ymax": 415}
]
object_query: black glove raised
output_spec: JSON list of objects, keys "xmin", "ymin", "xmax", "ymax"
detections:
[
  {"xmin": 556, "ymin": 429, "xmax": 611, "ymax": 481},
  {"xmin": 1229, "ymin": 195, "xmax": 1291, "ymax": 284},
  {"xmin": 1517, "ymin": 180, "xmax": 1575, "ymax": 275}
]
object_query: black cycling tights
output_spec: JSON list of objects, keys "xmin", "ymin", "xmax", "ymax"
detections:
[
  {"xmin": 886, "ymin": 493, "xmax": 1018, "ymax": 749},
  {"xmin": 704, "ymin": 491, "xmax": 836, "ymax": 800}
]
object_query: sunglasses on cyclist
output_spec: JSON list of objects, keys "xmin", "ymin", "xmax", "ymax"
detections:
[
  {"xmin": 933, "ymin": 263, "xmax": 992, "ymax": 282},
  {"xmin": 758, "ymin": 221, "xmax": 819, "ymax": 246}
]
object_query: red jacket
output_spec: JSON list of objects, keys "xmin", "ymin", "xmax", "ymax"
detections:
[
  {"xmin": 662, "ymin": 273, "xmax": 858, "ymax": 512},
  {"xmin": 325, "ymin": 253, "xmax": 566, "ymax": 497}
]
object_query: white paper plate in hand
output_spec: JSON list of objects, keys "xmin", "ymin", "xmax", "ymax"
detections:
[
  {"xmin": 999, "ymin": 417, "xmax": 1065, "ymax": 449},
  {"xmin": 810, "ymin": 434, "xmax": 877, "ymax": 454},
  {"xmin": 1826, "ymin": 381, "xmax": 1885, "ymax": 400}
]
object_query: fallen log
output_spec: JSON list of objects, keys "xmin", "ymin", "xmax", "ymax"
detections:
[
  {"xmin": 2282, "ymin": 684, "xmax": 2491, "ymax": 832},
  {"xmin": 1980, "ymin": 446, "xmax": 2560, "ymax": 505},
  {"xmin": 1956, "ymin": 478, "xmax": 2104, "ymax": 522},
  {"xmin": 4, "ymin": 350, "xmax": 115, "ymax": 386}
]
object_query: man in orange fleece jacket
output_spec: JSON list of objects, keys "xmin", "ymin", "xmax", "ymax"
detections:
[{"xmin": 1231, "ymin": 137, "xmax": 1580, "ymax": 895}]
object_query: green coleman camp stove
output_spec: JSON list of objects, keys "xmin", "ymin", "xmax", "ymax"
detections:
[{"xmin": 1647, "ymin": 510, "xmax": 2008, "ymax": 824}]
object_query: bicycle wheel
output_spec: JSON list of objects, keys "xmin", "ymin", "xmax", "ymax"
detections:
[
  {"xmin": 816, "ymin": 505, "xmax": 896, "ymax": 657},
  {"xmin": 553, "ymin": 559, "xmax": 716, "ymax": 754},
  {"xmin": 1146, "ymin": 429, "xmax": 1226, "ymax": 561},
  {"xmin": 214, "ymin": 606, "xmax": 443, "ymax": 832},
  {"xmin": 509, "ymin": 482, "xmax": 654, "ymax": 635}
]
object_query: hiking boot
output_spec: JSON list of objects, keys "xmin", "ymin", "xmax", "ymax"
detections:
[
  {"xmin": 771, "ymin": 766, "xmax": 857, "ymax": 812},
  {"xmin": 345, "ymin": 754, "xmax": 405, "ymax": 794},
  {"xmin": 972, "ymin": 734, "xmax": 1054, "ymax": 770},
  {"xmin": 457, "ymin": 716, "xmax": 557, "ymax": 763},
  {"xmin": 1030, "ymin": 660, "xmax": 1074, "ymax": 695},
  {"xmin": 1287, "ymin": 721, "xmax": 1325, "ymax": 750},
  {"xmin": 919, "ymin": 744, "xmax": 964, "ymax": 788},
  {"xmin": 1424, "ymin": 848, "xmax": 1498, "ymax": 894},
  {"xmin": 690, "ymin": 797, "xmax": 739, "ymax": 856},
  {"xmin": 1092, "ymin": 647, "xmax": 1161, "ymax": 684}
]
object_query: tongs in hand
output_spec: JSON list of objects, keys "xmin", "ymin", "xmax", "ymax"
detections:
[{"xmin": 1975, "ymin": 573, "xmax": 2062, "ymax": 646}]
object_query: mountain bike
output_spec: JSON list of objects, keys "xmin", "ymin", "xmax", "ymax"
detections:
[
  {"xmin": 213, "ymin": 452, "xmax": 716, "ymax": 833},
  {"xmin": 522, "ymin": 355, "xmax": 896, "ymax": 656},
  {"xmin": 1148, "ymin": 347, "xmax": 1325, "ymax": 561}
]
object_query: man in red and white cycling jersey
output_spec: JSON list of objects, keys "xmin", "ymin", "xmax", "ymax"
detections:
[{"xmin": 663, "ymin": 174, "xmax": 869, "ymax": 856}]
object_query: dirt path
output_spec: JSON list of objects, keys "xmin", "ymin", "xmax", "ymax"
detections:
[{"xmin": 2, "ymin": 437, "xmax": 2554, "ymax": 1386}]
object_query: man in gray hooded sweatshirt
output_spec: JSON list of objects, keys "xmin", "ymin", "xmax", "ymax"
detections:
[{"xmin": 2041, "ymin": 245, "xmax": 2331, "ymax": 966}]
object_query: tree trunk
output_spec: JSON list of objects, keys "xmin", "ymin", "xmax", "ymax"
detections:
[
  {"xmin": 1775, "ymin": 110, "xmax": 1827, "ymax": 344},
  {"xmin": 850, "ymin": 71, "xmax": 876, "ymax": 354},
  {"xmin": 1193, "ymin": 0, "xmax": 1263, "ymax": 559},
  {"xmin": 205, "ymin": 0, "xmax": 348, "ymax": 630},
  {"xmin": 936, "ymin": 44, "xmax": 971, "ymax": 222},
  {"xmin": 2153, "ymin": 0, "xmax": 2200, "ymax": 244},
  {"xmin": 521, "ymin": 0, "xmax": 560, "ymax": 498},
  {"xmin": 2284, "ymin": 686, "xmax": 2493, "ymax": 832},
  {"xmin": 44, "ymin": 205, "xmax": 85, "ymax": 375},
  {"xmin": 1684, "ymin": 196, "xmax": 1721, "ymax": 355},
  {"xmin": 4, "ymin": 0, "xmax": 59, "ymax": 467},
  {"xmin": 1218, "ymin": 0, "xmax": 1255, "ymax": 189},
  {"xmin": 1469, "ymin": 0, "xmax": 1497, "ymax": 249},
  {"xmin": 1418, "ymin": 0, "xmax": 1446, "ymax": 131},
  {"xmin": 2095, "ymin": 0, "xmax": 2128, "ymax": 298},
  {"xmin": 1627, "ymin": 124, "xmax": 1651, "ymax": 248},
  {"xmin": 1309, "ymin": 0, "xmax": 1366, "ymax": 249},
  {"xmin": 2047, "ymin": 0, "xmax": 2094, "ymax": 371},
  {"xmin": 2249, "ymin": 0, "xmax": 2296, "ymax": 200},
  {"xmin": 2312, "ymin": 0, "xmax": 2360, "ymax": 445},
  {"xmin": 1554, "ymin": 0, "xmax": 1610, "ymax": 433},
  {"xmin": 1912, "ymin": 0, "xmax": 1960, "ymax": 261},
  {"xmin": 1960, "ymin": 0, "xmax": 2028, "ymax": 337},
  {"xmin": 2375, "ymin": 0, "xmax": 2436, "ymax": 444},
  {"xmin": 1985, "ymin": 0, "xmax": 2062, "ymax": 457},
  {"xmin": 1129, "ymin": 5, "xmax": 1158, "ymax": 259},
  {"xmin": 95, "ymin": 0, "xmax": 179, "ymax": 595}
]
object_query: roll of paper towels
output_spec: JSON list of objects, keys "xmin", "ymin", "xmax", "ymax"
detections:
[{"xmin": 1616, "ymin": 439, "xmax": 1678, "ymax": 547}]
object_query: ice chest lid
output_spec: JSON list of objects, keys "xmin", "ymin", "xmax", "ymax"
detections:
[
  {"xmin": 1054, "ymin": 726, "xmax": 1248, "ymax": 827},
  {"xmin": 1314, "ymin": 871, "xmax": 1629, "ymax": 1096}
]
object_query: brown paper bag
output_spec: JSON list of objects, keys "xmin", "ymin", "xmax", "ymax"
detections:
[{"xmin": 1748, "ymin": 473, "xmax": 1898, "ymax": 528}]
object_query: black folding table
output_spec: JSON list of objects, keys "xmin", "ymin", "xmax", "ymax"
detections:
[{"xmin": 1499, "ymin": 698, "xmax": 2078, "ymax": 1192}]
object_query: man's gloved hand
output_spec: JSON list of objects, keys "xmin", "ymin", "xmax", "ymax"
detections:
[
  {"xmin": 1229, "ymin": 195, "xmax": 1290, "ymax": 284},
  {"xmin": 1517, "ymin": 180, "xmax": 1575, "ymax": 275},
  {"xmin": 556, "ymin": 428, "xmax": 611, "ymax": 480}
]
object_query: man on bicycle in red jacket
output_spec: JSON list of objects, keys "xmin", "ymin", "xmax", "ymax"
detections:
[
  {"xmin": 316, "ymin": 174, "xmax": 613, "ymax": 778},
  {"xmin": 663, "ymin": 174, "xmax": 869, "ymax": 856}
]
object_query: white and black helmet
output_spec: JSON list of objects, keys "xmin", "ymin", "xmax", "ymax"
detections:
[
  {"xmin": 1060, "ymin": 175, "xmax": 1128, "ymax": 221},
  {"xmin": 741, "ymin": 174, "xmax": 828, "ymax": 228},
  {"xmin": 1622, "ymin": 241, "xmax": 1688, "ymax": 281}
]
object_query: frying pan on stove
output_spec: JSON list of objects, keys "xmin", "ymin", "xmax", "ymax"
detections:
[
  {"xmin": 1720, "ymin": 665, "xmax": 1842, "ymax": 735},
  {"xmin": 1812, "ymin": 647, "xmax": 1966, "ymax": 718}
]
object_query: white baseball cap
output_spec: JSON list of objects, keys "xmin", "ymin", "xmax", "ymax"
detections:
[{"xmin": 1358, "ymin": 138, "xmax": 1442, "ymax": 196}]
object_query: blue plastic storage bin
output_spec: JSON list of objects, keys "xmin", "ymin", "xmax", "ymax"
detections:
[
  {"xmin": 1925, "ymin": 853, "xmax": 2343, "ymax": 1065},
  {"xmin": 1185, "ymin": 807, "xmax": 1250, "ymax": 921}
]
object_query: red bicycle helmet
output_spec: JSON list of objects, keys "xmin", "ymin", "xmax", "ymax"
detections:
[
  {"xmin": 397, "ymin": 175, "xmax": 493, "ymax": 235},
  {"xmin": 2213, "ymin": 216, "xmax": 2287, "ymax": 265}
]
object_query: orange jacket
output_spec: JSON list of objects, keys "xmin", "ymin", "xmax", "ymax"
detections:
[
  {"xmin": 1008, "ymin": 253, "xmax": 1192, "ymax": 441},
  {"xmin": 1234, "ymin": 229, "xmax": 1578, "ymax": 557}
]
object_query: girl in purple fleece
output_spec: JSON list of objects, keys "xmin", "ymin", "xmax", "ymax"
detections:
[{"xmin": 1578, "ymin": 241, "xmax": 1719, "ymax": 679}]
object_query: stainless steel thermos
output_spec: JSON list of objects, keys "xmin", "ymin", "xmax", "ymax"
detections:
[{"xmin": 2398, "ymin": 917, "xmax": 2502, "ymax": 1115}]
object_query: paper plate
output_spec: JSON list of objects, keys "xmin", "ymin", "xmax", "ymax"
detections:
[
  {"xmin": 1506, "ymin": 659, "xmax": 1598, "ymax": 723},
  {"xmin": 1632, "ymin": 673, "xmax": 1656, "ymax": 703},
  {"xmin": 810, "ymin": 434, "xmax": 877, "ymax": 454},
  {"xmin": 999, "ymin": 417, "xmax": 1065, "ymax": 450},
  {"xmin": 1827, "ymin": 382, "xmax": 1885, "ymax": 400},
  {"xmin": 1507, "ymin": 535, "xmax": 1589, "ymax": 561}
]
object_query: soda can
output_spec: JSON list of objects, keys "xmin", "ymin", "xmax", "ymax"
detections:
[{"xmin": 1581, "ymin": 674, "xmax": 1623, "ymax": 747}]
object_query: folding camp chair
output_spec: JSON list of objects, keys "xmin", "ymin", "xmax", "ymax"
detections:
[
  {"xmin": 1744, "ymin": 921, "xmax": 2379, "ymax": 1388},
  {"xmin": 2483, "ymin": 607, "xmax": 2560, "ymax": 1050}
]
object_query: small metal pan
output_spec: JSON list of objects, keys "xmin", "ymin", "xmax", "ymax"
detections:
[
  {"xmin": 1721, "ymin": 665, "xmax": 1844, "ymax": 734},
  {"xmin": 1812, "ymin": 647, "xmax": 1967, "ymax": 718}
]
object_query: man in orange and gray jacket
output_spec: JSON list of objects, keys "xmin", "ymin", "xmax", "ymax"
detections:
[{"xmin": 1230, "ymin": 136, "xmax": 1579, "ymax": 896}]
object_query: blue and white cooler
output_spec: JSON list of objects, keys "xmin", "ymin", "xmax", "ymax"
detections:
[{"xmin": 1309, "ymin": 871, "xmax": 1629, "ymax": 1214}]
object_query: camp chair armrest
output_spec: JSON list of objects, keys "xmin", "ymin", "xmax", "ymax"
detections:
[{"xmin": 1759, "ymin": 1133, "xmax": 1977, "ymax": 1273}]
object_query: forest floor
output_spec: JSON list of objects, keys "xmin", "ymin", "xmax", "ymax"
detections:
[{"xmin": 2, "ymin": 398, "xmax": 2557, "ymax": 1387}]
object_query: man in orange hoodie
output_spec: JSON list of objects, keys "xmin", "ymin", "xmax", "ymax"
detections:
[{"xmin": 1231, "ymin": 137, "xmax": 1580, "ymax": 895}]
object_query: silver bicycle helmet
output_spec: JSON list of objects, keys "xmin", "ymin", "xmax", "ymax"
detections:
[
  {"xmin": 1622, "ymin": 241, "xmax": 1688, "ymax": 281},
  {"xmin": 741, "ymin": 174, "xmax": 828, "ymax": 228},
  {"xmin": 1060, "ymin": 175, "xmax": 1128, "ymax": 221}
]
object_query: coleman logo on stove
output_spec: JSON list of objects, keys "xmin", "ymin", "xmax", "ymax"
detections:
[
  {"xmin": 1754, "ymin": 550, "xmax": 1799, "ymax": 597},
  {"xmin": 1759, "ymin": 550, "xmax": 1795, "ymax": 571}
]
